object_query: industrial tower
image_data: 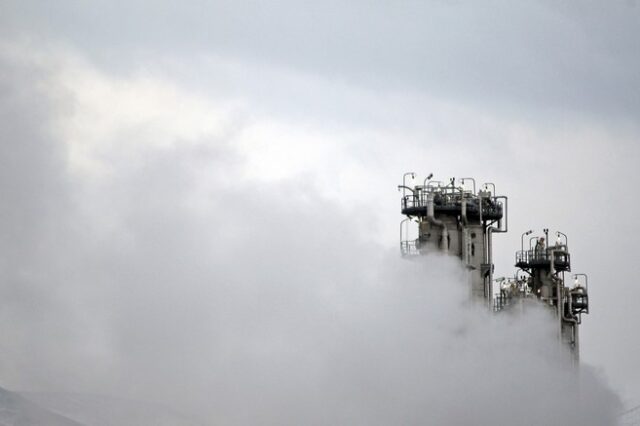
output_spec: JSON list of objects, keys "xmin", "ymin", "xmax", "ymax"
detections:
[
  {"xmin": 398, "ymin": 173, "xmax": 589, "ymax": 359},
  {"xmin": 512, "ymin": 230, "xmax": 589, "ymax": 359}
]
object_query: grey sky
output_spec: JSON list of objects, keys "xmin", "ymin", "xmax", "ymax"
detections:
[
  {"xmin": 2, "ymin": 1, "xmax": 639, "ymax": 120},
  {"xmin": 1, "ymin": 1, "xmax": 640, "ymax": 423}
]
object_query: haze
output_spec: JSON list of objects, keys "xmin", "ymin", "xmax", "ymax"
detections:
[{"xmin": 1, "ymin": 1, "xmax": 639, "ymax": 424}]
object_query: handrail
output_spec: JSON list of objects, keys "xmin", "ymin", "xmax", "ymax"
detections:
[
  {"xmin": 400, "ymin": 240, "xmax": 420, "ymax": 256},
  {"xmin": 515, "ymin": 249, "xmax": 570, "ymax": 265},
  {"xmin": 401, "ymin": 193, "xmax": 503, "ymax": 216}
]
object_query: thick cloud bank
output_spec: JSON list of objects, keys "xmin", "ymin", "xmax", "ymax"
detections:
[{"xmin": 0, "ymin": 46, "xmax": 623, "ymax": 425}]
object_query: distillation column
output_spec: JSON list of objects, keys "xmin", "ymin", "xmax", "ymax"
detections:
[
  {"xmin": 515, "ymin": 232, "xmax": 589, "ymax": 360},
  {"xmin": 399, "ymin": 175, "xmax": 507, "ymax": 303}
]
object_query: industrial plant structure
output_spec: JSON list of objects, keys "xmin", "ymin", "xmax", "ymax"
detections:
[{"xmin": 398, "ymin": 173, "xmax": 589, "ymax": 360}]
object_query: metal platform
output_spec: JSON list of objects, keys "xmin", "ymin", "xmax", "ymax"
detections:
[
  {"xmin": 515, "ymin": 249, "xmax": 571, "ymax": 271},
  {"xmin": 401, "ymin": 194, "xmax": 503, "ymax": 221}
]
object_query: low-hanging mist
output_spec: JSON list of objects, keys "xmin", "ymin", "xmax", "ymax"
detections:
[{"xmin": 0, "ymin": 47, "xmax": 623, "ymax": 425}]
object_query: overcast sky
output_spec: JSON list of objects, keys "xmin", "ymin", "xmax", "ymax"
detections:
[{"xmin": 1, "ymin": 1, "xmax": 639, "ymax": 423}]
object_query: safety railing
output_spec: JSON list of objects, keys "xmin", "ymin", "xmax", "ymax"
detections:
[
  {"xmin": 400, "ymin": 240, "xmax": 420, "ymax": 256},
  {"xmin": 401, "ymin": 193, "xmax": 503, "ymax": 217},
  {"xmin": 401, "ymin": 194, "xmax": 422, "ymax": 210},
  {"xmin": 515, "ymin": 249, "xmax": 570, "ymax": 268},
  {"xmin": 493, "ymin": 294, "xmax": 508, "ymax": 312}
]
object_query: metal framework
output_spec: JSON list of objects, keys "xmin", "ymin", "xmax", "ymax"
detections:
[
  {"xmin": 398, "ymin": 174, "xmax": 507, "ymax": 302},
  {"xmin": 398, "ymin": 173, "xmax": 590, "ymax": 360}
]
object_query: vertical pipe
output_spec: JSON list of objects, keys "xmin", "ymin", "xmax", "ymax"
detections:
[
  {"xmin": 487, "ymin": 228, "xmax": 497, "ymax": 304},
  {"xmin": 461, "ymin": 198, "xmax": 469, "ymax": 265},
  {"xmin": 487, "ymin": 196, "xmax": 508, "ymax": 305},
  {"xmin": 427, "ymin": 193, "xmax": 448, "ymax": 253}
]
